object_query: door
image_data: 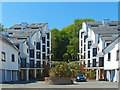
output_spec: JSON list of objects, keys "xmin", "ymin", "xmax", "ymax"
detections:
[
  {"xmin": 12, "ymin": 71, "xmax": 17, "ymax": 81},
  {"xmin": 7, "ymin": 70, "xmax": 11, "ymax": 82}
]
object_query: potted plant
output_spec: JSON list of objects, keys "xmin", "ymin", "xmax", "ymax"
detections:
[{"xmin": 45, "ymin": 62, "xmax": 73, "ymax": 85}]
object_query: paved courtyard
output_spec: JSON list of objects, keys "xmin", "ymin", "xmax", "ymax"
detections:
[{"xmin": 0, "ymin": 80, "xmax": 119, "ymax": 89}]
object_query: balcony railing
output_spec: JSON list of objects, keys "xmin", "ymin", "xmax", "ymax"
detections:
[{"xmin": 20, "ymin": 63, "xmax": 43, "ymax": 68}]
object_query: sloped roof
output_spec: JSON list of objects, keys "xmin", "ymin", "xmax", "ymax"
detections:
[
  {"xmin": 91, "ymin": 26, "xmax": 119, "ymax": 35},
  {"xmin": 9, "ymin": 23, "xmax": 47, "ymax": 29},
  {"xmin": 7, "ymin": 29, "xmax": 39, "ymax": 37},
  {"xmin": 85, "ymin": 21, "xmax": 118, "ymax": 26},
  {"xmin": 0, "ymin": 33, "xmax": 19, "ymax": 51}
]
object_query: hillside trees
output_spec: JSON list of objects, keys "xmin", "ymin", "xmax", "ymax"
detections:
[{"xmin": 51, "ymin": 19, "xmax": 94, "ymax": 60}]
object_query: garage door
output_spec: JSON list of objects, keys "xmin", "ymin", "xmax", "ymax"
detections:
[
  {"xmin": 12, "ymin": 71, "xmax": 17, "ymax": 81},
  {"xmin": 0, "ymin": 70, "xmax": 5, "ymax": 82},
  {"xmin": 2, "ymin": 70, "xmax": 5, "ymax": 82},
  {"xmin": 7, "ymin": 70, "xmax": 11, "ymax": 82}
]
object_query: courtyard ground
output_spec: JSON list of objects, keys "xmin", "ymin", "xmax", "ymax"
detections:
[{"xmin": 0, "ymin": 80, "xmax": 119, "ymax": 89}]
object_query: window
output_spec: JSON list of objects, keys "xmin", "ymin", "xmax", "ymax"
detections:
[
  {"xmin": 81, "ymin": 32, "xmax": 84, "ymax": 38},
  {"xmin": 42, "ymin": 53, "xmax": 46, "ymax": 59},
  {"xmin": 81, "ymin": 48, "xmax": 82, "ymax": 53},
  {"xmin": 15, "ymin": 45, "xmax": 19, "ymax": 49},
  {"xmin": 36, "ymin": 61, "xmax": 41, "ymax": 68},
  {"xmin": 42, "ymin": 45, "xmax": 45, "ymax": 52},
  {"xmin": 108, "ymin": 52, "xmax": 111, "ymax": 61},
  {"xmin": 47, "ymin": 56, "xmax": 50, "ymax": 61},
  {"xmin": 47, "ymin": 48, "xmax": 50, "ymax": 54},
  {"xmin": 1, "ymin": 52, "xmax": 5, "ymax": 61},
  {"xmin": 84, "ymin": 44, "xmax": 86, "ymax": 51},
  {"xmin": 81, "ymin": 40, "xmax": 83, "ymax": 46},
  {"xmin": 27, "ymin": 49, "xmax": 29, "ymax": 53},
  {"xmin": 84, "ymin": 53, "xmax": 86, "ymax": 59},
  {"xmin": 12, "ymin": 54, "xmax": 15, "ymax": 62},
  {"xmin": 47, "ymin": 41, "xmax": 49, "ymax": 47},
  {"xmin": 30, "ymin": 49, "xmax": 34, "ymax": 58},
  {"xmin": 42, "ymin": 37, "xmax": 45, "ymax": 43},
  {"xmin": 36, "ymin": 42, "xmax": 40, "ymax": 50},
  {"xmin": 47, "ymin": 33, "xmax": 50, "ymax": 39},
  {"xmin": 116, "ymin": 50, "xmax": 119, "ymax": 61},
  {"xmin": 21, "ymin": 58, "xmax": 26, "ymax": 68},
  {"xmin": 93, "ymin": 48, "xmax": 97, "ymax": 57},
  {"xmin": 99, "ymin": 57, "xmax": 104, "ymax": 67},
  {"xmin": 84, "ymin": 35, "xmax": 88, "ymax": 43},
  {"xmin": 88, "ymin": 41, "xmax": 92, "ymax": 49},
  {"xmin": 106, "ymin": 43, "xmax": 110, "ymax": 46},
  {"xmin": 36, "ymin": 52, "xmax": 40, "ymax": 59},
  {"xmin": 88, "ymin": 51, "xmax": 90, "ymax": 58},
  {"xmin": 88, "ymin": 60, "xmax": 90, "ymax": 67},
  {"xmin": 93, "ymin": 59, "xmax": 96, "ymax": 67},
  {"xmin": 30, "ymin": 60, "xmax": 34, "ymax": 68}
]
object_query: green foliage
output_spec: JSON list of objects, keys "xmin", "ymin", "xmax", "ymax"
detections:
[
  {"xmin": 63, "ymin": 53, "xmax": 70, "ymax": 61},
  {"xmin": 51, "ymin": 19, "xmax": 95, "ymax": 60},
  {"xmin": 84, "ymin": 70, "xmax": 96, "ymax": 79},
  {"xmin": 51, "ymin": 61, "xmax": 60, "ymax": 67},
  {"xmin": 37, "ymin": 73, "xmax": 44, "ymax": 78},
  {"xmin": 49, "ymin": 62, "xmax": 72, "ymax": 78}
]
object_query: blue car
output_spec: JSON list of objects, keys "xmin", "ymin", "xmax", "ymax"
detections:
[{"xmin": 76, "ymin": 75, "xmax": 86, "ymax": 82}]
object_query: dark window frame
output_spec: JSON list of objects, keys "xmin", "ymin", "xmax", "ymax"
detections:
[
  {"xmin": 12, "ymin": 54, "xmax": 15, "ymax": 62},
  {"xmin": 1, "ymin": 52, "xmax": 5, "ymax": 62},
  {"xmin": 108, "ymin": 52, "xmax": 111, "ymax": 61},
  {"xmin": 116, "ymin": 50, "xmax": 119, "ymax": 61}
]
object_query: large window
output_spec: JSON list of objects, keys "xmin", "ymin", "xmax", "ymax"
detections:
[
  {"xmin": 47, "ymin": 41, "xmax": 49, "ymax": 47},
  {"xmin": 42, "ymin": 37, "xmax": 45, "ymax": 43},
  {"xmin": 84, "ymin": 53, "xmax": 86, "ymax": 59},
  {"xmin": 36, "ymin": 52, "xmax": 40, "ymax": 59},
  {"xmin": 88, "ymin": 51, "xmax": 90, "ymax": 58},
  {"xmin": 21, "ymin": 59, "xmax": 26, "ymax": 68},
  {"xmin": 81, "ymin": 40, "xmax": 83, "ymax": 46},
  {"xmin": 47, "ymin": 48, "xmax": 50, "ymax": 54},
  {"xmin": 36, "ymin": 42, "xmax": 40, "ymax": 50},
  {"xmin": 99, "ymin": 57, "xmax": 104, "ymax": 67},
  {"xmin": 47, "ymin": 33, "xmax": 50, "ymax": 39},
  {"xmin": 84, "ymin": 35, "xmax": 88, "ymax": 43},
  {"xmin": 30, "ymin": 60, "xmax": 34, "ymax": 68},
  {"xmin": 12, "ymin": 54, "xmax": 15, "ymax": 62},
  {"xmin": 84, "ymin": 44, "xmax": 86, "ymax": 51},
  {"xmin": 42, "ymin": 53, "xmax": 46, "ymax": 59},
  {"xmin": 42, "ymin": 45, "xmax": 45, "ymax": 52},
  {"xmin": 116, "ymin": 50, "xmax": 119, "ymax": 61},
  {"xmin": 108, "ymin": 52, "xmax": 111, "ymax": 61},
  {"xmin": 30, "ymin": 49, "xmax": 34, "ymax": 58},
  {"xmin": 1, "ymin": 52, "xmax": 5, "ymax": 61},
  {"xmin": 93, "ymin": 48, "xmax": 97, "ymax": 57},
  {"xmin": 88, "ymin": 41, "xmax": 92, "ymax": 49},
  {"xmin": 36, "ymin": 61, "xmax": 41, "ymax": 68},
  {"xmin": 81, "ymin": 32, "xmax": 84, "ymax": 38},
  {"xmin": 88, "ymin": 60, "xmax": 90, "ymax": 67},
  {"xmin": 93, "ymin": 59, "xmax": 96, "ymax": 67}
]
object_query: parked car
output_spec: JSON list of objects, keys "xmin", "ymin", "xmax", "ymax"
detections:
[{"xmin": 76, "ymin": 74, "xmax": 86, "ymax": 82}]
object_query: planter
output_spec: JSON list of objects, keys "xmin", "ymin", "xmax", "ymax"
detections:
[{"xmin": 45, "ymin": 77, "xmax": 73, "ymax": 85}]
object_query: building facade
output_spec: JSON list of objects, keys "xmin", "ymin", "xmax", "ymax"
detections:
[
  {"xmin": 103, "ymin": 37, "xmax": 120, "ymax": 82},
  {"xmin": 2, "ymin": 22, "xmax": 51, "ymax": 81},
  {"xmin": 0, "ymin": 33, "xmax": 19, "ymax": 82},
  {"xmin": 78, "ymin": 19, "xmax": 119, "ymax": 80}
]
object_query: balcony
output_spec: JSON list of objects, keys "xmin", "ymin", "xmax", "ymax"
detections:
[{"xmin": 20, "ymin": 63, "xmax": 43, "ymax": 68}]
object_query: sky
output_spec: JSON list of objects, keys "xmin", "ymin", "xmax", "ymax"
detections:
[{"xmin": 2, "ymin": 2, "xmax": 118, "ymax": 30}]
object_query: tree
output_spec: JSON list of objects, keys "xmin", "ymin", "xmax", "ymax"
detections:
[
  {"xmin": 63, "ymin": 53, "xmax": 70, "ymax": 61},
  {"xmin": 51, "ymin": 19, "xmax": 95, "ymax": 61}
]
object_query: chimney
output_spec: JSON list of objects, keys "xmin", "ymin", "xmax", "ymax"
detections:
[
  {"xmin": 21, "ymin": 22, "xmax": 27, "ymax": 30},
  {"xmin": 102, "ymin": 19, "xmax": 109, "ymax": 26}
]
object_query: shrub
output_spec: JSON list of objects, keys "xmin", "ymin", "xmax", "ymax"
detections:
[{"xmin": 49, "ymin": 62, "xmax": 72, "ymax": 78}]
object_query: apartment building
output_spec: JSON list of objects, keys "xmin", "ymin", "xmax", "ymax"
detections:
[
  {"xmin": 3, "ymin": 22, "xmax": 51, "ymax": 81},
  {"xmin": 78, "ymin": 19, "xmax": 119, "ymax": 80},
  {"xmin": 103, "ymin": 37, "xmax": 120, "ymax": 82},
  {"xmin": 0, "ymin": 33, "xmax": 19, "ymax": 82}
]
